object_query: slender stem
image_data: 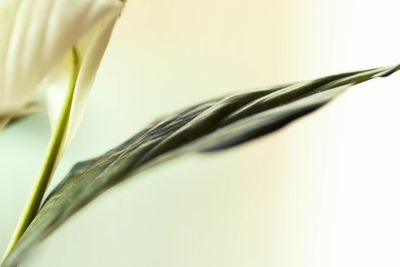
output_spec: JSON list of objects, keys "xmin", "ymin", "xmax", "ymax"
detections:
[{"xmin": 1, "ymin": 47, "xmax": 81, "ymax": 263}]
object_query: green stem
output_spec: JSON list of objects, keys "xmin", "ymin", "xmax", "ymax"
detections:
[{"xmin": 1, "ymin": 47, "xmax": 81, "ymax": 263}]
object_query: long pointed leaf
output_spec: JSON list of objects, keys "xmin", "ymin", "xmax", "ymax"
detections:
[{"xmin": 2, "ymin": 65, "xmax": 399, "ymax": 266}]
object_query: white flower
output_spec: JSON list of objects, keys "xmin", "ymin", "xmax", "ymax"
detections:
[{"xmin": 0, "ymin": 0, "xmax": 124, "ymax": 153}]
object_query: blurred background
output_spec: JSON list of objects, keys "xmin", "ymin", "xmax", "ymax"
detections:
[{"xmin": 1, "ymin": 0, "xmax": 400, "ymax": 266}]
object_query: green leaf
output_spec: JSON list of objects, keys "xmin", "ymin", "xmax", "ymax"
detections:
[{"xmin": 2, "ymin": 64, "xmax": 399, "ymax": 266}]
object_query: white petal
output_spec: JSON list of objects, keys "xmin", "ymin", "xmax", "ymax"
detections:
[
  {"xmin": 44, "ymin": 54, "xmax": 72, "ymax": 129},
  {"xmin": 67, "ymin": 17, "xmax": 121, "ymax": 150},
  {"xmin": 46, "ymin": 13, "xmax": 121, "ymax": 156},
  {"xmin": 0, "ymin": 0, "xmax": 123, "ymax": 117},
  {"xmin": 0, "ymin": 0, "xmax": 22, "ymax": 115}
]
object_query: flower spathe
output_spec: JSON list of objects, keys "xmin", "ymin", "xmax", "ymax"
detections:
[{"xmin": 0, "ymin": 0, "xmax": 124, "ymax": 154}]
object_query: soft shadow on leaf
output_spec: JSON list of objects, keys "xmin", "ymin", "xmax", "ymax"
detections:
[{"xmin": 2, "ymin": 64, "xmax": 399, "ymax": 267}]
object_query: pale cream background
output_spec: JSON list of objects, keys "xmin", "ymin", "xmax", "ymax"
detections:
[{"xmin": 1, "ymin": 0, "xmax": 400, "ymax": 266}]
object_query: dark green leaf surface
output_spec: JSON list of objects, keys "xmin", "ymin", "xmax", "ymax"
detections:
[{"xmin": 2, "ymin": 65, "xmax": 399, "ymax": 266}]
